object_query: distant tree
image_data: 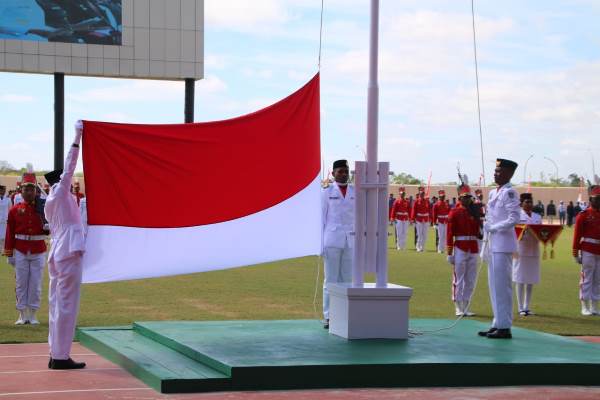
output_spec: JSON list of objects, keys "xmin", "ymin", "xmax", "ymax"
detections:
[
  {"xmin": 568, "ymin": 173, "xmax": 582, "ymax": 187},
  {"xmin": 391, "ymin": 172, "xmax": 422, "ymax": 185},
  {"xmin": 0, "ymin": 160, "xmax": 15, "ymax": 173}
]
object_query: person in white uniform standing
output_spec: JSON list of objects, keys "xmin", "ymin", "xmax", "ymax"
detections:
[
  {"xmin": 321, "ymin": 159, "xmax": 354, "ymax": 329},
  {"xmin": 44, "ymin": 121, "xmax": 86, "ymax": 370},
  {"xmin": 0, "ymin": 185, "xmax": 11, "ymax": 249},
  {"xmin": 512, "ymin": 193, "xmax": 542, "ymax": 316},
  {"xmin": 479, "ymin": 158, "xmax": 520, "ymax": 339}
]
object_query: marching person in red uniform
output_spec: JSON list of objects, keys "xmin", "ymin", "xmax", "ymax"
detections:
[
  {"xmin": 432, "ymin": 190, "xmax": 450, "ymax": 254},
  {"xmin": 411, "ymin": 186, "xmax": 430, "ymax": 252},
  {"xmin": 446, "ymin": 183, "xmax": 482, "ymax": 317},
  {"xmin": 72, "ymin": 181, "xmax": 85, "ymax": 206},
  {"xmin": 3, "ymin": 172, "xmax": 48, "ymax": 325},
  {"xmin": 572, "ymin": 184, "xmax": 600, "ymax": 316},
  {"xmin": 390, "ymin": 186, "xmax": 410, "ymax": 250}
]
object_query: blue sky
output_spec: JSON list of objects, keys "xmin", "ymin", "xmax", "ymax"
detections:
[{"xmin": 1, "ymin": 0, "xmax": 600, "ymax": 184}]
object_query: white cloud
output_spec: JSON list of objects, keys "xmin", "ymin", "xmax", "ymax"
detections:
[
  {"xmin": 205, "ymin": 0, "xmax": 290, "ymax": 32},
  {"xmin": 68, "ymin": 75, "xmax": 226, "ymax": 103},
  {"xmin": 0, "ymin": 94, "xmax": 35, "ymax": 103}
]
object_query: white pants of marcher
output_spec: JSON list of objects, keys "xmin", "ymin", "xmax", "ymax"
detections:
[
  {"xmin": 48, "ymin": 253, "xmax": 82, "ymax": 360},
  {"xmin": 452, "ymin": 248, "xmax": 478, "ymax": 302},
  {"xmin": 395, "ymin": 220, "xmax": 409, "ymax": 250},
  {"xmin": 488, "ymin": 252, "xmax": 513, "ymax": 329},
  {"xmin": 0, "ymin": 222, "xmax": 6, "ymax": 240},
  {"xmin": 580, "ymin": 251, "xmax": 600, "ymax": 302},
  {"xmin": 437, "ymin": 223, "xmax": 447, "ymax": 253},
  {"xmin": 322, "ymin": 246, "xmax": 352, "ymax": 320},
  {"xmin": 14, "ymin": 250, "xmax": 46, "ymax": 311},
  {"xmin": 415, "ymin": 222, "xmax": 428, "ymax": 251}
]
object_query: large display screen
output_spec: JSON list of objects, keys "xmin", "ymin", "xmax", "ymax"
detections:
[{"xmin": 0, "ymin": 0, "xmax": 121, "ymax": 45}]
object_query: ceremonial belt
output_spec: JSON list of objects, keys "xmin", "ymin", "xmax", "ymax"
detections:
[
  {"xmin": 416, "ymin": 213, "xmax": 429, "ymax": 217},
  {"xmin": 437, "ymin": 215, "xmax": 448, "ymax": 219},
  {"xmin": 582, "ymin": 237, "xmax": 600, "ymax": 245},
  {"xmin": 395, "ymin": 212, "xmax": 409, "ymax": 216},
  {"xmin": 15, "ymin": 234, "xmax": 46, "ymax": 241},
  {"xmin": 455, "ymin": 236, "xmax": 478, "ymax": 241}
]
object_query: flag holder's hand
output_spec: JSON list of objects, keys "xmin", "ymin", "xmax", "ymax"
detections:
[
  {"xmin": 74, "ymin": 120, "xmax": 83, "ymax": 145},
  {"xmin": 447, "ymin": 255, "xmax": 455, "ymax": 265}
]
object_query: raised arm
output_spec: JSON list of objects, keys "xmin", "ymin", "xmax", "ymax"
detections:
[{"xmin": 55, "ymin": 121, "xmax": 83, "ymax": 196}]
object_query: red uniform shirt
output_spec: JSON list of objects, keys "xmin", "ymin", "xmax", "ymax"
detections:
[
  {"xmin": 3, "ymin": 201, "xmax": 47, "ymax": 257},
  {"xmin": 74, "ymin": 192, "xmax": 85, "ymax": 206},
  {"xmin": 447, "ymin": 204, "xmax": 480, "ymax": 255},
  {"xmin": 573, "ymin": 208, "xmax": 600, "ymax": 256},
  {"xmin": 390, "ymin": 198, "xmax": 410, "ymax": 221},
  {"xmin": 432, "ymin": 200, "xmax": 450, "ymax": 225},
  {"xmin": 411, "ymin": 198, "xmax": 430, "ymax": 223}
]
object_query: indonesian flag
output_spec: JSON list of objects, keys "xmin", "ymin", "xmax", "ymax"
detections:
[{"xmin": 81, "ymin": 74, "xmax": 322, "ymax": 283}]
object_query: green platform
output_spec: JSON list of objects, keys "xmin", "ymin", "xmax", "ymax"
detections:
[{"xmin": 77, "ymin": 319, "xmax": 600, "ymax": 393}]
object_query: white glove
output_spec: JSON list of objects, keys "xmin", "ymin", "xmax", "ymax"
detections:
[
  {"xmin": 7, "ymin": 257, "xmax": 15, "ymax": 267},
  {"xmin": 447, "ymin": 255, "xmax": 455, "ymax": 265},
  {"xmin": 483, "ymin": 222, "xmax": 496, "ymax": 233},
  {"xmin": 74, "ymin": 120, "xmax": 83, "ymax": 145}
]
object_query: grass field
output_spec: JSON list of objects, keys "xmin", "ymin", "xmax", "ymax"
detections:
[{"xmin": 1, "ymin": 225, "xmax": 597, "ymax": 344}]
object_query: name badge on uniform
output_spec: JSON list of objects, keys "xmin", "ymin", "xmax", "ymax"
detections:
[{"xmin": 329, "ymin": 196, "xmax": 340, "ymax": 200}]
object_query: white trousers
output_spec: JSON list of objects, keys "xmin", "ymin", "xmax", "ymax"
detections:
[
  {"xmin": 580, "ymin": 251, "xmax": 600, "ymax": 301},
  {"xmin": 14, "ymin": 250, "xmax": 46, "ymax": 311},
  {"xmin": 488, "ymin": 252, "xmax": 513, "ymax": 329},
  {"xmin": 452, "ymin": 248, "xmax": 478, "ymax": 302},
  {"xmin": 322, "ymin": 246, "xmax": 352, "ymax": 319},
  {"xmin": 48, "ymin": 254, "xmax": 82, "ymax": 360},
  {"xmin": 394, "ymin": 220, "xmax": 409, "ymax": 250},
  {"xmin": 0, "ymin": 222, "xmax": 6, "ymax": 240},
  {"xmin": 415, "ymin": 222, "xmax": 429, "ymax": 251},
  {"xmin": 437, "ymin": 223, "xmax": 447, "ymax": 253}
]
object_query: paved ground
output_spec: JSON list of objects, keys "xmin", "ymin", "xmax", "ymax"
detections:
[{"xmin": 2, "ymin": 343, "xmax": 600, "ymax": 399}]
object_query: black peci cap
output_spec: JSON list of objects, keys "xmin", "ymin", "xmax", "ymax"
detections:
[
  {"xmin": 44, "ymin": 169, "xmax": 63, "ymax": 186},
  {"xmin": 520, "ymin": 192, "xmax": 532, "ymax": 202},
  {"xmin": 333, "ymin": 159, "xmax": 349, "ymax": 169},
  {"xmin": 496, "ymin": 158, "xmax": 518, "ymax": 170}
]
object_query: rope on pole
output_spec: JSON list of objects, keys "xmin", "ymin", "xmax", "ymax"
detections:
[{"xmin": 471, "ymin": 0, "xmax": 486, "ymax": 186}]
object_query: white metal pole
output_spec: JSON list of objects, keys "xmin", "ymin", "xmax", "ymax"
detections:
[{"xmin": 364, "ymin": 0, "xmax": 380, "ymax": 279}]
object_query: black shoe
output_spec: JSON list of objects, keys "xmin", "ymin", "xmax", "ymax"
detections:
[
  {"xmin": 487, "ymin": 328, "xmax": 512, "ymax": 339},
  {"xmin": 478, "ymin": 327, "xmax": 497, "ymax": 337},
  {"xmin": 323, "ymin": 319, "xmax": 329, "ymax": 329},
  {"xmin": 49, "ymin": 358, "xmax": 86, "ymax": 370},
  {"xmin": 48, "ymin": 357, "xmax": 52, "ymax": 369}
]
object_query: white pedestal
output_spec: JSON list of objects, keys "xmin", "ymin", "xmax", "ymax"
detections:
[{"xmin": 329, "ymin": 283, "xmax": 413, "ymax": 339}]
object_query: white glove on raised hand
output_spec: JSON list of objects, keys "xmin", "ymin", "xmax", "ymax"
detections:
[
  {"xmin": 447, "ymin": 255, "xmax": 455, "ymax": 265},
  {"xmin": 74, "ymin": 120, "xmax": 83, "ymax": 145},
  {"xmin": 7, "ymin": 257, "xmax": 15, "ymax": 267}
]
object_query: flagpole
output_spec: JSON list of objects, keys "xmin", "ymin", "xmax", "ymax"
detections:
[{"xmin": 365, "ymin": 0, "xmax": 388, "ymax": 287}]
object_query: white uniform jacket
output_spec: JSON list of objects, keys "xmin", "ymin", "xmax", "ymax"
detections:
[
  {"xmin": 517, "ymin": 210, "xmax": 542, "ymax": 257},
  {"xmin": 44, "ymin": 145, "xmax": 85, "ymax": 263},
  {"xmin": 322, "ymin": 183, "xmax": 355, "ymax": 249},
  {"xmin": 486, "ymin": 183, "xmax": 521, "ymax": 253},
  {"xmin": 0, "ymin": 195, "xmax": 11, "ymax": 223}
]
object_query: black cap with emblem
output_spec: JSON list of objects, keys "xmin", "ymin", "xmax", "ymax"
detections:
[{"xmin": 496, "ymin": 158, "xmax": 518, "ymax": 170}]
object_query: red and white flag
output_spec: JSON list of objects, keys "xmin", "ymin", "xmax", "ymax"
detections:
[{"xmin": 81, "ymin": 74, "xmax": 322, "ymax": 283}]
